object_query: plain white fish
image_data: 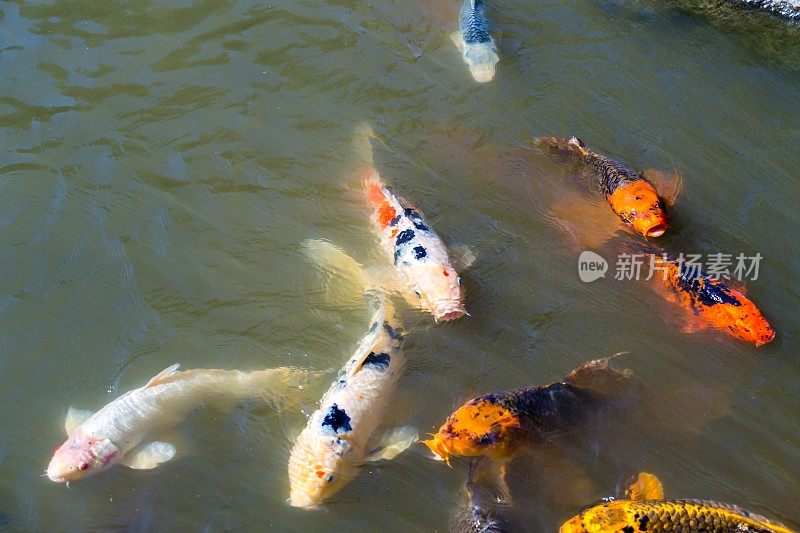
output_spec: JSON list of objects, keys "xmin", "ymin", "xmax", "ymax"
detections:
[{"xmin": 47, "ymin": 365, "xmax": 308, "ymax": 483}]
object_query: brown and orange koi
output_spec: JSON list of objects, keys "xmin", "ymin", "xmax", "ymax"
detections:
[
  {"xmin": 650, "ymin": 254, "xmax": 775, "ymax": 346},
  {"xmin": 363, "ymin": 171, "xmax": 467, "ymax": 322},
  {"xmin": 561, "ymin": 472, "xmax": 796, "ymax": 533},
  {"xmin": 423, "ymin": 358, "xmax": 632, "ymax": 463},
  {"xmin": 537, "ymin": 136, "xmax": 680, "ymax": 238}
]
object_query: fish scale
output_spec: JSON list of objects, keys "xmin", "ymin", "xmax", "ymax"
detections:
[{"xmin": 564, "ymin": 499, "xmax": 795, "ymax": 533}]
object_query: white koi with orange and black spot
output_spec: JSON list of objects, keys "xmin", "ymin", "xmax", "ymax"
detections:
[
  {"xmin": 364, "ymin": 170, "xmax": 467, "ymax": 322},
  {"xmin": 287, "ymin": 302, "xmax": 412, "ymax": 509}
]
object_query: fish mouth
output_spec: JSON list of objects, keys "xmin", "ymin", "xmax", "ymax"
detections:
[
  {"xmin": 436, "ymin": 309, "xmax": 466, "ymax": 322},
  {"xmin": 289, "ymin": 490, "xmax": 323, "ymax": 510},
  {"xmin": 644, "ymin": 224, "xmax": 666, "ymax": 237},
  {"xmin": 46, "ymin": 470, "xmax": 66, "ymax": 483}
]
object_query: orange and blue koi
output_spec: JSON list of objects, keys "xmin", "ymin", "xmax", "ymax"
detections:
[
  {"xmin": 423, "ymin": 358, "xmax": 632, "ymax": 463},
  {"xmin": 651, "ymin": 254, "xmax": 775, "ymax": 346},
  {"xmin": 537, "ymin": 136, "xmax": 672, "ymax": 238}
]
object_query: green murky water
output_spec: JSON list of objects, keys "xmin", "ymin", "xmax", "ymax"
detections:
[{"xmin": 1, "ymin": 0, "xmax": 798, "ymax": 530}]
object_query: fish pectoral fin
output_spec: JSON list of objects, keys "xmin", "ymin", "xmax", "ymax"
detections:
[
  {"xmin": 449, "ymin": 244, "xmax": 476, "ymax": 271},
  {"xmin": 303, "ymin": 239, "xmax": 375, "ymax": 307},
  {"xmin": 145, "ymin": 363, "xmax": 181, "ymax": 388},
  {"xmin": 64, "ymin": 407, "xmax": 94, "ymax": 436},
  {"xmin": 119, "ymin": 441, "xmax": 176, "ymax": 469},
  {"xmin": 364, "ymin": 425, "xmax": 418, "ymax": 462},
  {"xmin": 450, "ymin": 31, "xmax": 465, "ymax": 53},
  {"xmin": 643, "ymin": 168, "xmax": 684, "ymax": 207},
  {"xmin": 346, "ymin": 298, "xmax": 388, "ymax": 377},
  {"xmin": 624, "ymin": 472, "xmax": 665, "ymax": 500}
]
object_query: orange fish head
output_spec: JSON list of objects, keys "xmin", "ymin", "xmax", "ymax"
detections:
[
  {"xmin": 608, "ymin": 180, "xmax": 668, "ymax": 237},
  {"xmin": 408, "ymin": 264, "xmax": 466, "ymax": 322},
  {"xmin": 718, "ymin": 293, "xmax": 776, "ymax": 347},
  {"xmin": 423, "ymin": 398, "xmax": 520, "ymax": 462}
]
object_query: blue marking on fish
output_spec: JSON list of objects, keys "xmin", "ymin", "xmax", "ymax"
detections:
[
  {"xmin": 322, "ymin": 404, "xmax": 352, "ymax": 435},
  {"xmin": 460, "ymin": 0, "xmax": 493, "ymax": 45},
  {"xmin": 362, "ymin": 352, "xmax": 391, "ymax": 371}
]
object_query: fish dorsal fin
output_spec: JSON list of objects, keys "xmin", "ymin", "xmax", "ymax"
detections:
[
  {"xmin": 118, "ymin": 441, "xmax": 176, "ymax": 469},
  {"xmin": 64, "ymin": 407, "xmax": 94, "ymax": 436},
  {"xmin": 346, "ymin": 297, "xmax": 388, "ymax": 377},
  {"xmin": 624, "ymin": 472, "xmax": 664, "ymax": 500},
  {"xmin": 396, "ymin": 195, "xmax": 419, "ymax": 212},
  {"xmin": 364, "ymin": 426, "xmax": 418, "ymax": 462},
  {"xmin": 449, "ymin": 244, "xmax": 476, "ymax": 271},
  {"xmin": 145, "ymin": 363, "xmax": 181, "ymax": 388}
]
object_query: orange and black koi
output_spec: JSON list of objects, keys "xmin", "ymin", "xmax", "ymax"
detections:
[
  {"xmin": 423, "ymin": 358, "xmax": 631, "ymax": 463},
  {"xmin": 651, "ymin": 255, "xmax": 775, "ymax": 346},
  {"xmin": 537, "ymin": 136, "xmax": 672, "ymax": 238}
]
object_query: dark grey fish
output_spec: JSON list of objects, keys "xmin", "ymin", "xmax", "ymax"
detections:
[{"xmin": 452, "ymin": 0, "xmax": 499, "ymax": 82}]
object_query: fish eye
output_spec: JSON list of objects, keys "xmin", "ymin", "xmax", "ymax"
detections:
[
  {"xmin": 457, "ymin": 277, "xmax": 463, "ymax": 286},
  {"xmin": 413, "ymin": 289, "xmax": 421, "ymax": 298},
  {"xmin": 78, "ymin": 462, "xmax": 89, "ymax": 471},
  {"xmin": 629, "ymin": 210, "xmax": 637, "ymax": 218}
]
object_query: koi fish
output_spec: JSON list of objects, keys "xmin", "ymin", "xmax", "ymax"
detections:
[
  {"xmin": 450, "ymin": 0, "xmax": 499, "ymax": 83},
  {"xmin": 47, "ymin": 365, "xmax": 308, "ymax": 483},
  {"xmin": 363, "ymin": 175, "xmax": 467, "ymax": 322},
  {"xmin": 560, "ymin": 472, "xmax": 795, "ymax": 533},
  {"xmin": 423, "ymin": 357, "xmax": 632, "ymax": 463},
  {"xmin": 650, "ymin": 254, "xmax": 775, "ymax": 346},
  {"xmin": 287, "ymin": 297, "xmax": 417, "ymax": 508},
  {"xmin": 537, "ymin": 136, "xmax": 680, "ymax": 238}
]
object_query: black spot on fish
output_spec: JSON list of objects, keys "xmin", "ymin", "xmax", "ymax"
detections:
[
  {"xmin": 476, "ymin": 429, "xmax": 500, "ymax": 447},
  {"xmin": 622, "ymin": 527, "xmax": 634, "ymax": 533},
  {"xmin": 326, "ymin": 474, "xmax": 335, "ymax": 483},
  {"xmin": 677, "ymin": 265, "xmax": 741, "ymax": 307},
  {"xmin": 638, "ymin": 515, "xmax": 649, "ymax": 531},
  {"xmin": 388, "ymin": 214, "xmax": 401, "ymax": 226},
  {"xmin": 363, "ymin": 351, "xmax": 391, "ymax": 371},
  {"xmin": 404, "ymin": 208, "xmax": 430, "ymax": 231},
  {"xmin": 395, "ymin": 229, "xmax": 415, "ymax": 246},
  {"xmin": 322, "ymin": 404, "xmax": 352, "ymax": 434},
  {"xmin": 413, "ymin": 245, "xmax": 427, "ymax": 259},
  {"xmin": 383, "ymin": 322, "xmax": 403, "ymax": 340}
]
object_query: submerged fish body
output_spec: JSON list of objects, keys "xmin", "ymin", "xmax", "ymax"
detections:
[
  {"xmin": 423, "ymin": 358, "xmax": 631, "ymax": 463},
  {"xmin": 47, "ymin": 365, "xmax": 305, "ymax": 483},
  {"xmin": 455, "ymin": 0, "xmax": 499, "ymax": 83},
  {"xmin": 364, "ymin": 170, "xmax": 466, "ymax": 322},
  {"xmin": 537, "ymin": 136, "xmax": 670, "ymax": 238},
  {"xmin": 653, "ymin": 255, "xmax": 775, "ymax": 346},
  {"xmin": 287, "ymin": 305, "xmax": 407, "ymax": 509}
]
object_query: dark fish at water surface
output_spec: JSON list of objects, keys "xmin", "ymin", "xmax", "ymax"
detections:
[
  {"xmin": 537, "ymin": 136, "xmax": 681, "ymax": 238},
  {"xmin": 423, "ymin": 357, "xmax": 632, "ymax": 463},
  {"xmin": 451, "ymin": 0, "xmax": 500, "ymax": 82},
  {"xmin": 561, "ymin": 472, "xmax": 796, "ymax": 533}
]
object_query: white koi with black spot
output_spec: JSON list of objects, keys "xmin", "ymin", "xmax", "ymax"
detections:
[
  {"xmin": 287, "ymin": 302, "xmax": 410, "ymax": 509},
  {"xmin": 364, "ymin": 170, "xmax": 466, "ymax": 322}
]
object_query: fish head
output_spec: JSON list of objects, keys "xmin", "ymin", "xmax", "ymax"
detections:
[
  {"xmin": 287, "ymin": 427, "xmax": 357, "ymax": 509},
  {"xmin": 422, "ymin": 397, "xmax": 520, "ymax": 462},
  {"xmin": 463, "ymin": 42, "xmax": 499, "ymax": 83},
  {"xmin": 407, "ymin": 263, "xmax": 466, "ymax": 322},
  {"xmin": 707, "ymin": 289, "xmax": 776, "ymax": 346},
  {"xmin": 47, "ymin": 430, "xmax": 119, "ymax": 482},
  {"xmin": 608, "ymin": 180, "xmax": 668, "ymax": 237}
]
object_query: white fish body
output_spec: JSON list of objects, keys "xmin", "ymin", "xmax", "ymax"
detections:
[
  {"xmin": 287, "ymin": 297, "xmax": 412, "ymax": 509},
  {"xmin": 47, "ymin": 365, "xmax": 306, "ymax": 482}
]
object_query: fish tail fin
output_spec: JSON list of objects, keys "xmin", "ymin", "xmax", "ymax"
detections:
[
  {"xmin": 303, "ymin": 239, "xmax": 376, "ymax": 307},
  {"xmin": 535, "ymin": 136, "xmax": 590, "ymax": 158},
  {"xmin": 354, "ymin": 122, "xmax": 376, "ymax": 168},
  {"xmin": 564, "ymin": 354, "xmax": 633, "ymax": 398},
  {"xmin": 243, "ymin": 367, "xmax": 320, "ymax": 410}
]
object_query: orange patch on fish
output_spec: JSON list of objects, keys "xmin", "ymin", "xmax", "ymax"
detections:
[
  {"xmin": 607, "ymin": 180, "xmax": 667, "ymax": 237},
  {"xmin": 423, "ymin": 399, "xmax": 521, "ymax": 462}
]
